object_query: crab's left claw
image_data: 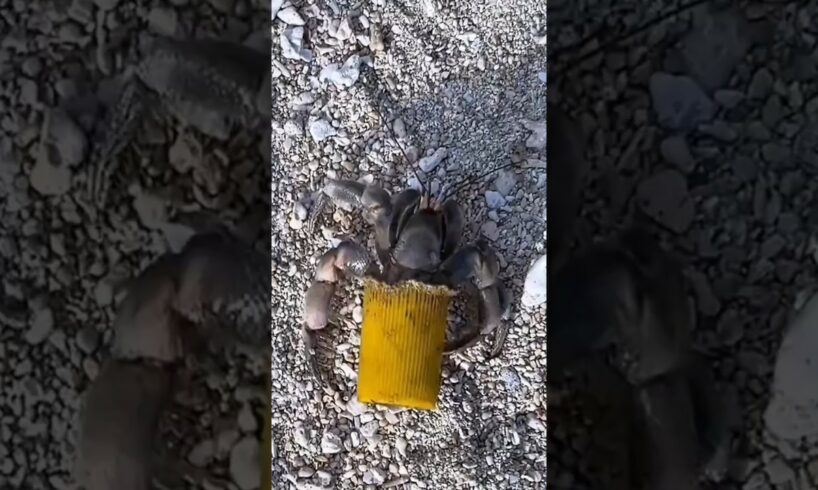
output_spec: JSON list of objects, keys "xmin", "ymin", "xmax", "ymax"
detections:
[
  {"xmin": 439, "ymin": 242, "xmax": 510, "ymax": 356},
  {"xmin": 303, "ymin": 240, "xmax": 371, "ymax": 383}
]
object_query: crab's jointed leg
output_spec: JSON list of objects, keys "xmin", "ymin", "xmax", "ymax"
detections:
[
  {"xmin": 303, "ymin": 240, "xmax": 371, "ymax": 381},
  {"xmin": 308, "ymin": 179, "xmax": 394, "ymax": 259},
  {"xmin": 88, "ymin": 75, "xmax": 151, "ymax": 208},
  {"xmin": 439, "ymin": 242, "xmax": 511, "ymax": 355}
]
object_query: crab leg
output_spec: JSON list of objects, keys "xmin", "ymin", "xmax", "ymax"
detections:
[
  {"xmin": 303, "ymin": 240, "xmax": 371, "ymax": 381},
  {"xmin": 308, "ymin": 179, "xmax": 393, "ymax": 258},
  {"xmin": 439, "ymin": 242, "xmax": 511, "ymax": 355}
]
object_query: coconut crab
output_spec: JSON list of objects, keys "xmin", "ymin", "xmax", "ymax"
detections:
[
  {"xmin": 301, "ymin": 178, "xmax": 513, "ymax": 382},
  {"xmin": 74, "ymin": 224, "xmax": 271, "ymax": 490}
]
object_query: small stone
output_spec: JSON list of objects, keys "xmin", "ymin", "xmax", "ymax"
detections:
[
  {"xmin": 714, "ymin": 89, "xmax": 745, "ymax": 109},
  {"xmin": 761, "ymin": 234, "xmax": 786, "ymax": 259},
  {"xmin": 291, "ymin": 92, "xmax": 315, "ymax": 110},
  {"xmin": 393, "ymin": 118, "xmax": 407, "ymax": 139},
  {"xmin": 761, "ymin": 143, "xmax": 792, "ymax": 167},
  {"xmin": 418, "ymin": 148, "xmax": 448, "ymax": 173},
  {"xmin": 25, "ymin": 307, "xmax": 54, "ymax": 345},
  {"xmin": 521, "ymin": 254, "xmax": 547, "ymax": 308},
  {"xmin": 748, "ymin": 68, "xmax": 774, "ymax": 99},
  {"xmin": 659, "ymin": 135, "xmax": 695, "ymax": 172},
  {"xmin": 363, "ymin": 468, "xmax": 386, "ymax": 485},
  {"xmin": 717, "ymin": 309, "xmax": 744, "ymax": 346},
  {"xmin": 283, "ymin": 120, "xmax": 302, "ymax": 137},
  {"xmin": 30, "ymin": 158, "xmax": 71, "ymax": 196},
  {"xmin": 370, "ymin": 24, "xmax": 385, "ymax": 52},
  {"xmin": 762, "ymin": 95, "xmax": 786, "ymax": 128},
  {"xmin": 493, "ymin": 170, "xmax": 517, "ymax": 195},
  {"xmin": 636, "ymin": 169, "xmax": 695, "ymax": 233},
  {"xmin": 308, "ymin": 119, "xmax": 337, "ymax": 142},
  {"xmin": 481, "ymin": 220, "xmax": 500, "ymax": 241},
  {"xmin": 281, "ymin": 27, "xmax": 313, "ymax": 62},
  {"xmin": 321, "ymin": 432, "xmax": 343, "ymax": 454},
  {"xmin": 132, "ymin": 189, "xmax": 168, "ymax": 229},
  {"xmin": 765, "ymin": 292, "xmax": 818, "ymax": 441},
  {"xmin": 347, "ymin": 395, "xmax": 368, "ymax": 416},
  {"xmin": 384, "ymin": 411, "xmax": 399, "ymax": 425},
  {"xmin": 75, "ymin": 325, "xmax": 99, "ymax": 354},
  {"xmin": 237, "ymin": 405, "xmax": 257, "ymax": 432},
  {"xmin": 523, "ymin": 120, "xmax": 546, "ymax": 149},
  {"xmin": 148, "ymin": 7, "xmax": 178, "ymax": 36},
  {"xmin": 93, "ymin": 280, "xmax": 113, "ymax": 307},
  {"xmin": 680, "ymin": 7, "xmax": 752, "ymax": 91},
  {"xmin": 360, "ymin": 420, "xmax": 379, "ymax": 439},
  {"xmin": 168, "ymin": 133, "xmax": 200, "ymax": 174},
  {"xmin": 395, "ymin": 437, "xmax": 407, "ymax": 458},
  {"xmin": 485, "ymin": 191, "xmax": 506, "ymax": 209},
  {"xmin": 650, "ymin": 73, "xmax": 716, "ymax": 129},
  {"xmin": 216, "ymin": 429, "xmax": 240, "ymax": 457},
  {"xmin": 352, "ymin": 305, "xmax": 363, "ymax": 323},
  {"xmin": 276, "ymin": 7, "xmax": 304, "ymax": 25},
  {"xmin": 93, "ymin": 0, "xmax": 118, "ymax": 10},
  {"xmin": 188, "ymin": 439, "xmax": 215, "ymax": 467},
  {"xmin": 288, "ymin": 218, "xmax": 304, "ymax": 230},
  {"xmin": 44, "ymin": 109, "xmax": 87, "ymax": 168},
  {"xmin": 229, "ymin": 437, "xmax": 260, "ymax": 490},
  {"xmin": 207, "ymin": 0, "xmax": 234, "ymax": 14},
  {"xmin": 331, "ymin": 17, "xmax": 353, "ymax": 41},
  {"xmin": 293, "ymin": 424, "xmax": 310, "ymax": 449},
  {"xmin": 319, "ymin": 55, "xmax": 363, "ymax": 89},
  {"xmin": 699, "ymin": 121, "xmax": 737, "ymax": 141},
  {"xmin": 765, "ymin": 457, "xmax": 795, "ymax": 485}
]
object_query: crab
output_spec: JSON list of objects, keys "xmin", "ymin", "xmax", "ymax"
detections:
[
  {"xmin": 301, "ymin": 178, "xmax": 513, "ymax": 381},
  {"xmin": 75, "ymin": 224, "xmax": 271, "ymax": 490}
]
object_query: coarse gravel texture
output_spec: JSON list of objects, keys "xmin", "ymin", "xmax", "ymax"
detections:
[
  {"xmin": 1, "ymin": 0, "xmax": 271, "ymax": 489},
  {"xmin": 549, "ymin": 0, "xmax": 818, "ymax": 489},
  {"xmin": 270, "ymin": 1, "xmax": 547, "ymax": 489}
]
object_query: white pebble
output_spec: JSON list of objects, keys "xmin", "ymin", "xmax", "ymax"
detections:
[
  {"xmin": 485, "ymin": 191, "xmax": 506, "ymax": 209},
  {"xmin": 418, "ymin": 148, "xmax": 448, "ymax": 173},
  {"xmin": 276, "ymin": 7, "xmax": 305, "ymax": 25}
]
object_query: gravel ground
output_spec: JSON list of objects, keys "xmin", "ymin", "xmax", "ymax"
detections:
[
  {"xmin": 549, "ymin": 1, "xmax": 818, "ymax": 489},
  {"xmin": 270, "ymin": 1, "xmax": 547, "ymax": 489},
  {"xmin": 1, "ymin": 1, "xmax": 270, "ymax": 489}
]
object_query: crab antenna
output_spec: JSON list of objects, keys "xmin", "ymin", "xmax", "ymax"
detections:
[
  {"xmin": 441, "ymin": 160, "xmax": 519, "ymax": 202},
  {"xmin": 369, "ymin": 95, "xmax": 429, "ymax": 201}
]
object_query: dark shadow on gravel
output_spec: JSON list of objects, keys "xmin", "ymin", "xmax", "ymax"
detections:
[
  {"xmin": 546, "ymin": 1, "xmax": 815, "ymax": 489},
  {"xmin": 2, "ymin": 3, "xmax": 273, "ymax": 488}
]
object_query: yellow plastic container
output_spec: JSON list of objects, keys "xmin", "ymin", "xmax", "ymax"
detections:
[{"xmin": 357, "ymin": 279, "xmax": 454, "ymax": 410}]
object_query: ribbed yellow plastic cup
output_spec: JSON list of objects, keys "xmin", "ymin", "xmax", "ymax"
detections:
[{"xmin": 358, "ymin": 279, "xmax": 454, "ymax": 410}]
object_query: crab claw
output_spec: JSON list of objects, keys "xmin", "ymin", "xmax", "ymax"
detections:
[
  {"xmin": 439, "ymin": 243, "xmax": 510, "ymax": 355},
  {"xmin": 303, "ymin": 240, "xmax": 371, "ymax": 381}
]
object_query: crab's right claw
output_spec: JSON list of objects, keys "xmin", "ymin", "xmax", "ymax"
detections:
[{"xmin": 441, "ymin": 243, "xmax": 509, "ymax": 356}]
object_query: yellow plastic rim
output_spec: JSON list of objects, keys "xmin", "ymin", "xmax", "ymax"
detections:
[{"xmin": 358, "ymin": 279, "xmax": 454, "ymax": 410}]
